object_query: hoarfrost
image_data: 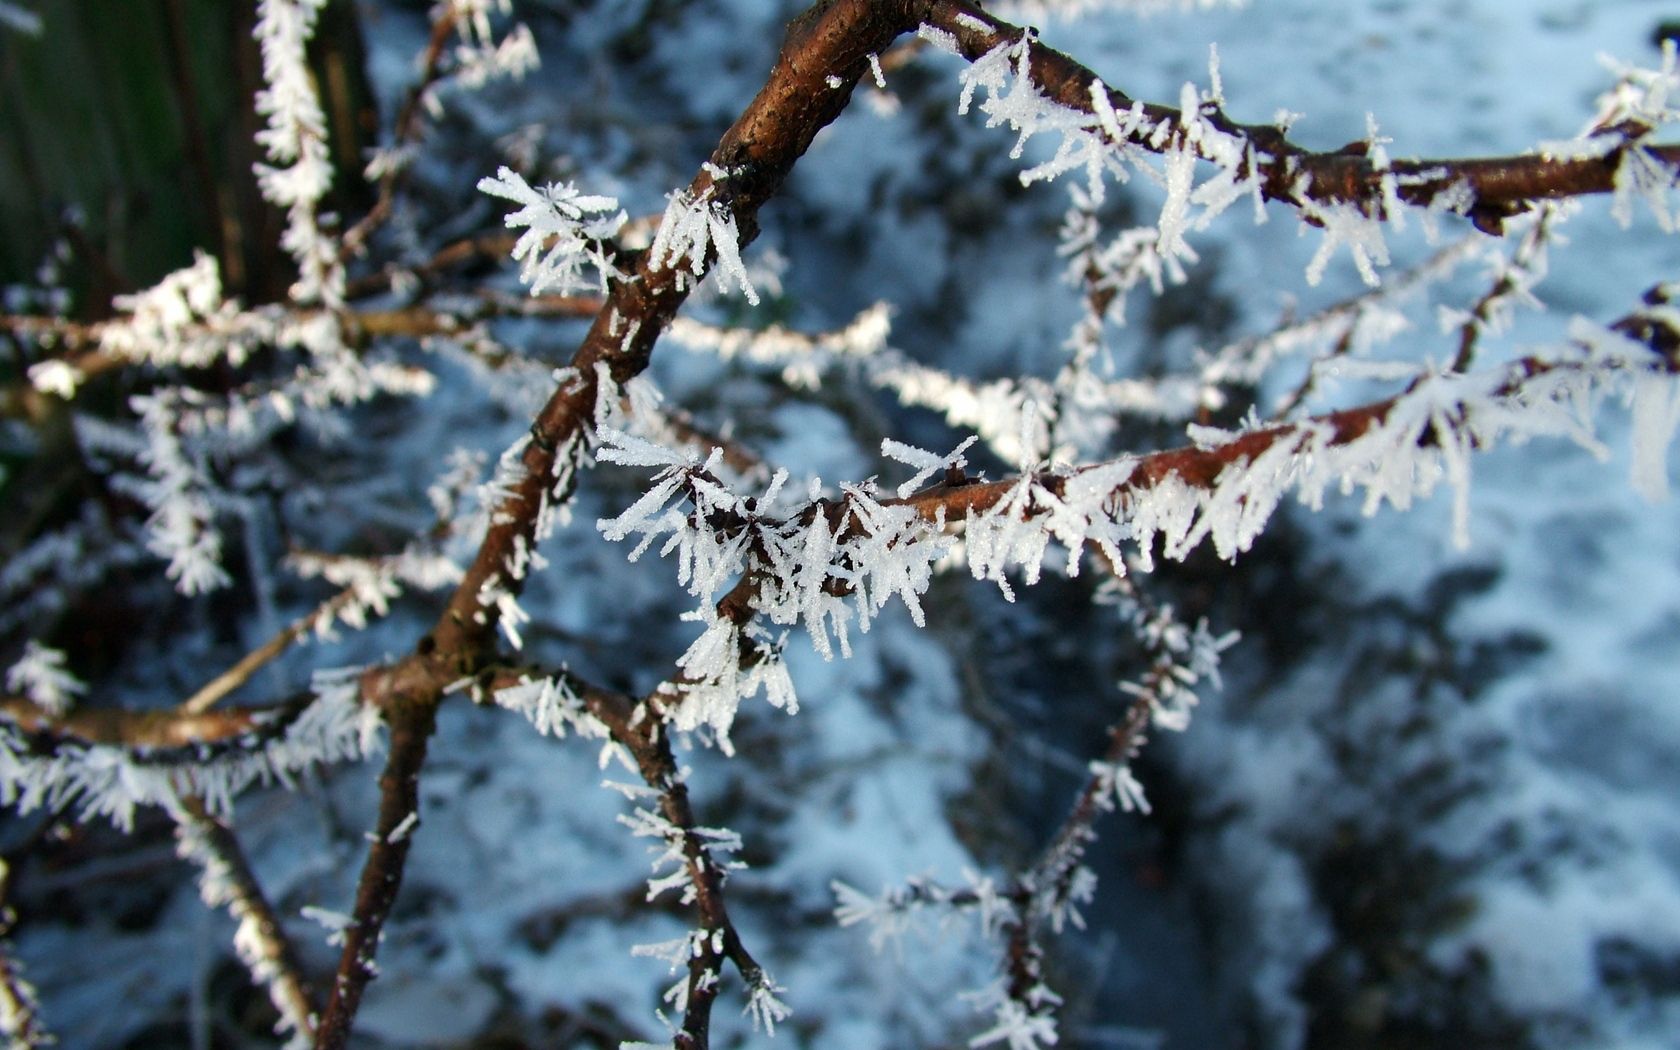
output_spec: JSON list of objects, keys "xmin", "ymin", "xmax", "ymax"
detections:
[
  {"xmin": 5, "ymin": 642, "xmax": 85, "ymax": 716},
  {"xmin": 477, "ymin": 166, "xmax": 626, "ymax": 296}
]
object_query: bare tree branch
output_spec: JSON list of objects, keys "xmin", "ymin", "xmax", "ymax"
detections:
[{"xmin": 311, "ymin": 684, "xmax": 435, "ymax": 1050}]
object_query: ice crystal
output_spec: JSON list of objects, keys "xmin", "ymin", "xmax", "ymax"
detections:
[
  {"xmin": 5, "ymin": 642, "xmax": 85, "ymax": 717},
  {"xmin": 478, "ymin": 166, "xmax": 626, "ymax": 295}
]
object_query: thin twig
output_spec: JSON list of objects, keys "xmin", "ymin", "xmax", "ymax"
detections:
[
  {"xmin": 339, "ymin": 6, "xmax": 460, "ymax": 261},
  {"xmin": 177, "ymin": 590, "xmax": 358, "ymax": 716}
]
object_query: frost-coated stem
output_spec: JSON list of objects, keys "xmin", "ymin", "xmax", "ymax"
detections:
[
  {"xmin": 1448, "ymin": 206, "xmax": 1562, "ymax": 373},
  {"xmin": 0, "ymin": 861, "xmax": 50, "ymax": 1049},
  {"xmin": 921, "ymin": 0, "xmax": 1680, "ymax": 232},
  {"xmin": 428, "ymin": 0, "xmax": 921, "ymax": 657},
  {"xmin": 176, "ymin": 798, "xmax": 318, "ymax": 1044},
  {"xmin": 892, "ymin": 315, "xmax": 1680, "ymax": 532}
]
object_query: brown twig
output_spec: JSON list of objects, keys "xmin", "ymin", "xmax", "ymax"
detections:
[
  {"xmin": 342, "ymin": 231, "xmax": 516, "ymax": 300},
  {"xmin": 175, "ymin": 590, "xmax": 359, "ymax": 716},
  {"xmin": 508, "ymin": 652, "xmax": 774, "ymax": 1050},
  {"xmin": 1449, "ymin": 206, "xmax": 1561, "ymax": 374},
  {"xmin": 0, "ymin": 695, "xmax": 295, "ymax": 749},
  {"xmin": 311, "ymin": 688, "xmax": 436, "ymax": 1050}
]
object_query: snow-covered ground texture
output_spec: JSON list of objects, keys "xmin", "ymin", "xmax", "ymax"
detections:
[{"xmin": 5, "ymin": 0, "xmax": 1680, "ymax": 1048}]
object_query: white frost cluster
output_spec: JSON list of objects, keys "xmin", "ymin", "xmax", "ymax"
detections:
[
  {"xmin": 667, "ymin": 301, "xmax": 891, "ymax": 390},
  {"xmin": 492, "ymin": 674, "xmax": 608, "ymax": 741},
  {"xmin": 5, "ymin": 641, "xmax": 85, "ymax": 716},
  {"xmin": 288, "ymin": 547, "xmax": 463, "ymax": 637},
  {"xmin": 26, "ymin": 251, "xmax": 263, "ymax": 402},
  {"xmin": 100, "ymin": 251, "xmax": 254, "ymax": 369},
  {"xmin": 478, "ymin": 166, "xmax": 626, "ymax": 295},
  {"xmin": 616, "ymin": 786, "xmax": 776, "ymax": 1025},
  {"xmin": 744, "ymin": 968, "xmax": 792, "ymax": 1035},
  {"xmin": 618, "ymin": 797, "xmax": 742, "ymax": 907},
  {"xmin": 967, "ymin": 981, "xmax": 1062, "ymax": 1050},
  {"xmin": 596, "ymin": 430, "xmax": 954, "ymax": 743},
  {"xmin": 1562, "ymin": 41, "xmax": 1680, "ymax": 232},
  {"xmin": 834, "ymin": 872, "xmax": 1067, "ymax": 1048},
  {"xmin": 957, "ymin": 30, "xmax": 1128, "ymax": 203},
  {"xmin": 448, "ymin": 0, "xmax": 538, "ymax": 91},
  {"xmin": 1108, "ymin": 590, "xmax": 1238, "ymax": 734},
  {"xmin": 831, "ymin": 874, "xmax": 993, "ymax": 953},
  {"xmin": 954, "ymin": 32, "xmax": 1271, "ymax": 288},
  {"xmin": 126, "ymin": 392, "xmax": 234, "ymax": 596},
  {"xmin": 962, "ymin": 456, "xmax": 1136, "ymax": 600}
]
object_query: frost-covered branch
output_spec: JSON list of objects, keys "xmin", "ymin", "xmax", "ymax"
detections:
[
  {"xmin": 175, "ymin": 798, "xmax": 317, "ymax": 1047},
  {"xmin": 254, "ymin": 0, "xmax": 343, "ymax": 306},
  {"xmin": 343, "ymin": 1, "xmax": 536, "ymax": 259},
  {"xmin": 617, "ymin": 713, "xmax": 778, "ymax": 1050},
  {"xmin": 921, "ymin": 0, "xmax": 1680, "ymax": 245},
  {"xmin": 1022, "ymin": 579, "xmax": 1235, "ymax": 921},
  {"xmin": 0, "ymin": 860, "xmax": 49, "ymax": 1049},
  {"xmin": 1445, "ymin": 204, "xmax": 1566, "ymax": 374},
  {"xmin": 0, "ymin": 675, "xmax": 381, "ymax": 830},
  {"xmin": 0, "ymin": 694, "xmax": 286, "ymax": 749},
  {"xmin": 489, "ymin": 665, "xmax": 783, "ymax": 1049},
  {"xmin": 432, "ymin": 0, "xmax": 922, "ymax": 658},
  {"xmin": 832, "ymin": 578, "xmax": 1233, "ymax": 1047},
  {"xmin": 888, "ymin": 290, "xmax": 1680, "ymax": 556},
  {"xmin": 1, "ymin": 291, "xmax": 604, "ymax": 414}
]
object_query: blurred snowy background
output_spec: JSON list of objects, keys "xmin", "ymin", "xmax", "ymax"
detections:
[{"xmin": 5, "ymin": 0, "xmax": 1680, "ymax": 1047}]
